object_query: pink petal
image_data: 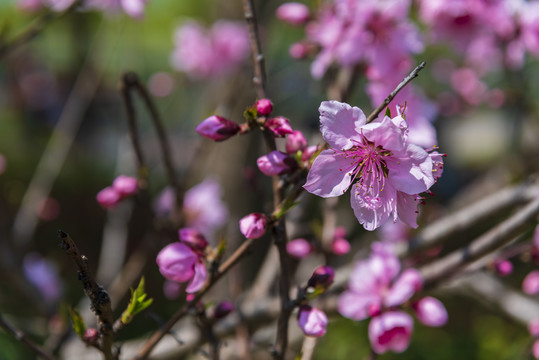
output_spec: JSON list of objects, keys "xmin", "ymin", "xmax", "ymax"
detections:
[
  {"xmin": 156, "ymin": 242, "xmax": 198, "ymax": 283},
  {"xmin": 350, "ymin": 182, "xmax": 396, "ymax": 231},
  {"xmin": 338, "ymin": 290, "xmax": 381, "ymax": 321},
  {"xmin": 413, "ymin": 297, "xmax": 448, "ymax": 327},
  {"xmin": 369, "ymin": 311, "xmax": 414, "ymax": 354},
  {"xmin": 523, "ymin": 270, "xmax": 539, "ymax": 295},
  {"xmin": 389, "ymin": 143, "xmax": 434, "ymax": 195},
  {"xmin": 286, "ymin": 238, "xmax": 313, "ymax": 259},
  {"xmin": 396, "ymin": 192, "xmax": 420, "ymax": 228},
  {"xmin": 186, "ymin": 261, "xmax": 207, "ymax": 293},
  {"xmin": 361, "ymin": 115, "xmax": 406, "ymax": 153},
  {"xmin": 385, "ymin": 268, "xmax": 423, "ymax": 307},
  {"xmin": 319, "ymin": 101, "xmax": 366, "ymax": 150},
  {"xmin": 121, "ymin": 0, "xmax": 146, "ymax": 19},
  {"xmin": 303, "ymin": 149, "xmax": 353, "ymax": 197},
  {"xmin": 297, "ymin": 306, "xmax": 328, "ymax": 337}
]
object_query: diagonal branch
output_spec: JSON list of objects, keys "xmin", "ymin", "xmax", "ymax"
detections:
[{"xmin": 0, "ymin": 314, "xmax": 56, "ymax": 360}]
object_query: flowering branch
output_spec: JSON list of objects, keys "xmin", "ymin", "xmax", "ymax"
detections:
[
  {"xmin": 420, "ymin": 198, "xmax": 539, "ymax": 288},
  {"xmin": 365, "ymin": 61, "xmax": 426, "ymax": 123},
  {"xmin": 0, "ymin": 314, "xmax": 56, "ymax": 360},
  {"xmin": 58, "ymin": 230, "xmax": 115, "ymax": 360}
]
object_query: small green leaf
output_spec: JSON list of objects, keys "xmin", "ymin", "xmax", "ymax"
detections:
[
  {"xmin": 69, "ymin": 307, "xmax": 86, "ymax": 339},
  {"xmin": 273, "ymin": 197, "xmax": 299, "ymax": 220},
  {"xmin": 121, "ymin": 277, "xmax": 153, "ymax": 325},
  {"xmin": 243, "ymin": 107, "xmax": 257, "ymax": 122},
  {"xmin": 384, "ymin": 107, "xmax": 392, "ymax": 118}
]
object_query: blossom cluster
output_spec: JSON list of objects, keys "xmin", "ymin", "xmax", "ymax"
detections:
[
  {"xmin": 17, "ymin": 0, "xmax": 150, "ymax": 19},
  {"xmin": 96, "ymin": 175, "xmax": 138, "ymax": 209}
]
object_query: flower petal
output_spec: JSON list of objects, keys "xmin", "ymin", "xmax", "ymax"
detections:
[
  {"xmin": 389, "ymin": 144, "xmax": 434, "ymax": 194},
  {"xmin": 186, "ymin": 261, "xmax": 207, "ymax": 293},
  {"xmin": 369, "ymin": 311, "xmax": 414, "ymax": 354},
  {"xmin": 361, "ymin": 115, "xmax": 405, "ymax": 153},
  {"xmin": 384, "ymin": 268, "xmax": 423, "ymax": 307},
  {"xmin": 319, "ymin": 100, "xmax": 365, "ymax": 150},
  {"xmin": 413, "ymin": 296, "xmax": 448, "ymax": 327},
  {"xmin": 338, "ymin": 290, "xmax": 381, "ymax": 321},
  {"xmin": 303, "ymin": 149, "xmax": 353, "ymax": 197},
  {"xmin": 396, "ymin": 191, "xmax": 420, "ymax": 228},
  {"xmin": 350, "ymin": 182, "xmax": 396, "ymax": 231},
  {"xmin": 156, "ymin": 243, "xmax": 198, "ymax": 283}
]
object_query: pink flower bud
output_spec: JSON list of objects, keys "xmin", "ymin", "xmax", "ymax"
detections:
[
  {"xmin": 276, "ymin": 2, "xmax": 310, "ymax": 26},
  {"xmin": 301, "ymin": 145, "xmax": 320, "ymax": 163},
  {"xmin": 307, "ymin": 265, "xmax": 334, "ymax": 291},
  {"xmin": 83, "ymin": 328, "xmax": 99, "ymax": 344},
  {"xmin": 213, "ymin": 300, "xmax": 235, "ymax": 319},
  {"xmin": 112, "ymin": 175, "xmax": 138, "ymax": 197},
  {"xmin": 257, "ymin": 151, "xmax": 297, "ymax": 176},
  {"xmin": 332, "ymin": 237, "xmax": 350, "ymax": 255},
  {"xmin": 239, "ymin": 213, "xmax": 268, "ymax": 239},
  {"xmin": 289, "ymin": 42, "xmax": 309, "ymax": 59},
  {"xmin": 413, "ymin": 297, "xmax": 448, "ymax": 327},
  {"xmin": 333, "ymin": 226, "xmax": 346, "ymax": 239},
  {"xmin": 179, "ymin": 228, "xmax": 208, "ymax": 253},
  {"xmin": 96, "ymin": 187, "xmax": 121, "ymax": 209},
  {"xmin": 286, "ymin": 130, "xmax": 307, "ymax": 154},
  {"xmin": 157, "ymin": 242, "xmax": 199, "ymax": 283},
  {"xmin": 286, "ymin": 238, "xmax": 313, "ymax": 259},
  {"xmin": 266, "ymin": 116, "xmax": 293, "ymax": 137},
  {"xmin": 523, "ymin": 270, "xmax": 539, "ymax": 295},
  {"xmin": 256, "ymin": 98, "xmax": 273, "ymax": 116},
  {"xmin": 297, "ymin": 305, "xmax": 328, "ymax": 337},
  {"xmin": 369, "ymin": 311, "xmax": 413, "ymax": 354},
  {"xmin": 494, "ymin": 259, "xmax": 513, "ymax": 276},
  {"xmin": 196, "ymin": 115, "xmax": 240, "ymax": 141}
]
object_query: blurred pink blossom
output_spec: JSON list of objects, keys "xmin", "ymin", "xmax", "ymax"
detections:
[
  {"xmin": 287, "ymin": 238, "xmax": 313, "ymax": 259},
  {"xmin": 286, "ymin": 130, "xmax": 308, "ymax": 154},
  {"xmin": 266, "ymin": 116, "xmax": 294, "ymax": 137},
  {"xmin": 523, "ymin": 270, "xmax": 539, "ymax": 295},
  {"xmin": 23, "ymin": 253, "xmax": 63, "ymax": 303},
  {"xmin": 369, "ymin": 311, "xmax": 413, "ymax": 354},
  {"xmin": 297, "ymin": 305, "xmax": 328, "ymax": 337},
  {"xmin": 96, "ymin": 186, "xmax": 122, "ymax": 209},
  {"xmin": 494, "ymin": 259, "xmax": 513, "ymax": 277},
  {"xmin": 112, "ymin": 175, "xmax": 138, "ymax": 196},
  {"xmin": 156, "ymin": 241, "xmax": 206, "ymax": 294},
  {"xmin": 412, "ymin": 296, "xmax": 448, "ymax": 327},
  {"xmin": 148, "ymin": 72, "xmax": 175, "ymax": 98},
  {"xmin": 257, "ymin": 151, "xmax": 297, "ymax": 176},
  {"xmin": 276, "ymin": 2, "xmax": 310, "ymax": 26},
  {"xmin": 171, "ymin": 20, "xmax": 249, "ymax": 79}
]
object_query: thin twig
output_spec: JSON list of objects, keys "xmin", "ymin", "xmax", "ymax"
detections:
[
  {"xmin": 420, "ymin": 198, "xmax": 539, "ymax": 288},
  {"xmin": 0, "ymin": 314, "xmax": 57, "ymax": 360},
  {"xmin": 365, "ymin": 61, "xmax": 426, "ymax": 123},
  {"xmin": 242, "ymin": 0, "xmax": 266, "ymax": 99},
  {"xmin": 58, "ymin": 230, "xmax": 114, "ymax": 360}
]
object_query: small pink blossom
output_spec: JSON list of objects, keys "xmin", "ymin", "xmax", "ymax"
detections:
[
  {"xmin": 156, "ymin": 242, "xmax": 207, "ymax": 293},
  {"xmin": 23, "ymin": 253, "xmax": 63, "ymax": 303},
  {"xmin": 256, "ymin": 99, "xmax": 273, "ymax": 116},
  {"xmin": 413, "ymin": 297, "xmax": 448, "ymax": 327},
  {"xmin": 304, "ymin": 101, "xmax": 437, "ymax": 231},
  {"xmin": 112, "ymin": 175, "xmax": 138, "ymax": 196},
  {"xmin": 266, "ymin": 116, "xmax": 294, "ymax": 137},
  {"xmin": 523, "ymin": 270, "xmax": 539, "ymax": 295},
  {"xmin": 529, "ymin": 318, "xmax": 539, "ymax": 337},
  {"xmin": 494, "ymin": 259, "xmax": 513, "ymax": 277},
  {"xmin": 286, "ymin": 130, "xmax": 308, "ymax": 154},
  {"xmin": 96, "ymin": 186, "xmax": 122, "ymax": 209},
  {"xmin": 239, "ymin": 213, "xmax": 268, "ymax": 239},
  {"xmin": 196, "ymin": 115, "xmax": 240, "ymax": 142},
  {"xmin": 257, "ymin": 151, "xmax": 296, "ymax": 176},
  {"xmin": 289, "ymin": 42, "xmax": 309, "ymax": 59},
  {"xmin": 83, "ymin": 328, "xmax": 99, "ymax": 344},
  {"xmin": 338, "ymin": 244, "xmax": 422, "ymax": 321},
  {"xmin": 171, "ymin": 20, "xmax": 249, "ymax": 79},
  {"xmin": 332, "ymin": 237, "xmax": 350, "ymax": 255},
  {"xmin": 369, "ymin": 311, "xmax": 413, "ymax": 354},
  {"xmin": 297, "ymin": 305, "xmax": 328, "ymax": 337},
  {"xmin": 287, "ymin": 238, "xmax": 313, "ymax": 259},
  {"xmin": 276, "ymin": 3, "xmax": 310, "ymax": 26}
]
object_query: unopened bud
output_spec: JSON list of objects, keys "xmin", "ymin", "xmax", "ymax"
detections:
[
  {"xmin": 257, "ymin": 151, "xmax": 297, "ymax": 176},
  {"xmin": 196, "ymin": 115, "xmax": 240, "ymax": 141},
  {"xmin": 96, "ymin": 187, "xmax": 121, "ymax": 209},
  {"xmin": 256, "ymin": 98, "xmax": 273, "ymax": 116},
  {"xmin": 266, "ymin": 116, "xmax": 293, "ymax": 137},
  {"xmin": 213, "ymin": 300, "xmax": 235, "ymax": 319},
  {"xmin": 239, "ymin": 213, "xmax": 268, "ymax": 239},
  {"xmin": 276, "ymin": 3, "xmax": 310, "ymax": 26},
  {"xmin": 112, "ymin": 175, "xmax": 138, "ymax": 197},
  {"xmin": 83, "ymin": 328, "xmax": 99, "ymax": 344},
  {"xmin": 307, "ymin": 265, "xmax": 334, "ymax": 291}
]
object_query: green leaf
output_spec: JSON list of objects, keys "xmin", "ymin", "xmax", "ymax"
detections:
[
  {"xmin": 69, "ymin": 307, "xmax": 86, "ymax": 339},
  {"xmin": 273, "ymin": 197, "xmax": 299, "ymax": 220},
  {"xmin": 384, "ymin": 107, "xmax": 392, "ymax": 118},
  {"xmin": 121, "ymin": 277, "xmax": 153, "ymax": 325}
]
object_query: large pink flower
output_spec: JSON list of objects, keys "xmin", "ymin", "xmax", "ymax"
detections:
[
  {"xmin": 304, "ymin": 101, "xmax": 437, "ymax": 231},
  {"xmin": 369, "ymin": 311, "xmax": 413, "ymax": 354}
]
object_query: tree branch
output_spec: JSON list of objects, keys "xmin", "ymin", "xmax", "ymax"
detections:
[{"xmin": 0, "ymin": 314, "xmax": 56, "ymax": 360}]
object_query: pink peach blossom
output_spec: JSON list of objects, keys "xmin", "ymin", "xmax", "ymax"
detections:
[
  {"xmin": 239, "ymin": 213, "xmax": 268, "ymax": 239},
  {"xmin": 369, "ymin": 311, "xmax": 413, "ymax": 354},
  {"xmin": 413, "ymin": 297, "xmax": 448, "ymax": 327},
  {"xmin": 297, "ymin": 305, "xmax": 328, "ymax": 337}
]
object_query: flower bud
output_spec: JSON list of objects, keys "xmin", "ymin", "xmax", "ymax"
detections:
[
  {"xmin": 276, "ymin": 3, "xmax": 310, "ymax": 26},
  {"xmin": 96, "ymin": 187, "xmax": 121, "ymax": 209},
  {"xmin": 286, "ymin": 130, "xmax": 307, "ymax": 154},
  {"xmin": 286, "ymin": 238, "xmax": 313, "ymax": 259},
  {"xmin": 297, "ymin": 305, "xmax": 328, "ymax": 337},
  {"xmin": 413, "ymin": 297, "xmax": 448, "ymax": 327},
  {"xmin": 257, "ymin": 151, "xmax": 297, "ymax": 176},
  {"xmin": 494, "ymin": 259, "xmax": 513, "ymax": 276},
  {"xmin": 156, "ymin": 242, "xmax": 199, "ymax": 283},
  {"xmin": 529, "ymin": 318, "xmax": 539, "ymax": 337},
  {"xmin": 523, "ymin": 270, "xmax": 539, "ymax": 295},
  {"xmin": 213, "ymin": 300, "xmax": 235, "ymax": 319},
  {"xmin": 266, "ymin": 116, "xmax": 293, "ymax": 137},
  {"xmin": 83, "ymin": 328, "xmax": 99, "ymax": 344},
  {"xmin": 112, "ymin": 175, "xmax": 138, "ymax": 197},
  {"xmin": 301, "ymin": 145, "xmax": 320, "ymax": 163},
  {"xmin": 239, "ymin": 213, "xmax": 268, "ymax": 239},
  {"xmin": 332, "ymin": 237, "xmax": 350, "ymax": 255},
  {"xmin": 307, "ymin": 265, "xmax": 334, "ymax": 291},
  {"xmin": 196, "ymin": 115, "xmax": 240, "ymax": 141},
  {"xmin": 179, "ymin": 228, "xmax": 208, "ymax": 253},
  {"xmin": 289, "ymin": 42, "xmax": 309, "ymax": 59},
  {"xmin": 256, "ymin": 98, "xmax": 273, "ymax": 116}
]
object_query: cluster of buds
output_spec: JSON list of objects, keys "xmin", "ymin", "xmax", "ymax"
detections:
[
  {"xmin": 296, "ymin": 265, "xmax": 334, "ymax": 337},
  {"xmin": 96, "ymin": 175, "xmax": 138, "ymax": 209},
  {"xmin": 156, "ymin": 228, "xmax": 208, "ymax": 294},
  {"xmin": 287, "ymin": 226, "xmax": 351, "ymax": 259}
]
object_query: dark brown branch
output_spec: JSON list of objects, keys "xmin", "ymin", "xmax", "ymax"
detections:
[
  {"xmin": 420, "ymin": 198, "xmax": 539, "ymax": 288},
  {"xmin": 58, "ymin": 230, "xmax": 114, "ymax": 360},
  {"xmin": 366, "ymin": 61, "xmax": 426, "ymax": 123},
  {"xmin": 0, "ymin": 314, "xmax": 56, "ymax": 360},
  {"xmin": 242, "ymin": 0, "xmax": 267, "ymax": 99}
]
